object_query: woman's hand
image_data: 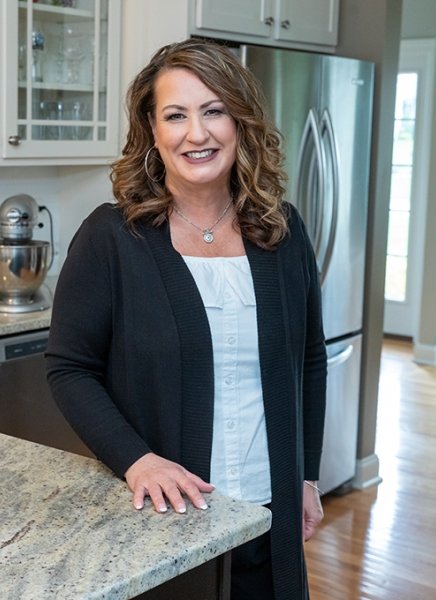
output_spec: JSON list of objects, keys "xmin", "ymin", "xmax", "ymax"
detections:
[
  {"xmin": 302, "ymin": 481, "xmax": 324, "ymax": 541},
  {"xmin": 124, "ymin": 452, "xmax": 215, "ymax": 514}
]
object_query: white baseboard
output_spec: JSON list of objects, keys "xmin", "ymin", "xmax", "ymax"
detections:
[
  {"xmin": 413, "ymin": 342, "xmax": 436, "ymax": 365},
  {"xmin": 352, "ymin": 454, "xmax": 382, "ymax": 490}
]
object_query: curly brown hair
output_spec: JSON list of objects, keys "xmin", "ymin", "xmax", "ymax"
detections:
[{"xmin": 110, "ymin": 38, "xmax": 289, "ymax": 249}]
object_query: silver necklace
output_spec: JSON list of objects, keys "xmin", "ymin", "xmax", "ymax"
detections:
[{"xmin": 173, "ymin": 198, "xmax": 233, "ymax": 243}]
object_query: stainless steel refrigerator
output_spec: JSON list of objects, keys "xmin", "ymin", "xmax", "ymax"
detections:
[{"xmin": 241, "ymin": 45, "xmax": 374, "ymax": 493}]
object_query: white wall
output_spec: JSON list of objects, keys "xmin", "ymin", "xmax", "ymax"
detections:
[
  {"xmin": 119, "ymin": 0, "xmax": 189, "ymax": 147},
  {"xmin": 402, "ymin": 0, "xmax": 436, "ymax": 38}
]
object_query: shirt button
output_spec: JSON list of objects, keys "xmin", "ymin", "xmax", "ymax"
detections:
[
  {"xmin": 224, "ymin": 376, "xmax": 234, "ymax": 386},
  {"xmin": 224, "ymin": 291, "xmax": 232, "ymax": 300},
  {"xmin": 229, "ymin": 467, "xmax": 238, "ymax": 476},
  {"xmin": 227, "ymin": 336, "xmax": 236, "ymax": 345},
  {"xmin": 227, "ymin": 420, "xmax": 235, "ymax": 430}
]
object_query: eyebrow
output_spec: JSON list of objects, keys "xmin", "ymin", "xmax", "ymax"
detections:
[{"xmin": 160, "ymin": 99, "xmax": 223, "ymax": 112}]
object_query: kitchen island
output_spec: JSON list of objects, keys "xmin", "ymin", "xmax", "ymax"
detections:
[{"xmin": 0, "ymin": 433, "xmax": 271, "ymax": 600}]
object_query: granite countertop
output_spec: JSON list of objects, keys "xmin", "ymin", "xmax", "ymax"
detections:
[
  {"xmin": 0, "ymin": 277, "xmax": 56, "ymax": 336},
  {"xmin": 0, "ymin": 434, "xmax": 271, "ymax": 600}
]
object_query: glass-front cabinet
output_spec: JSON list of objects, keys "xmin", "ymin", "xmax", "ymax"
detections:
[{"xmin": 1, "ymin": 0, "xmax": 121, "ymax": 163}]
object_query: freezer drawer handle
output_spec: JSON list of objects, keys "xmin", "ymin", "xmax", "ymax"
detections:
[{"xmin": 327, "ymin": 344, "xmax": 354, "ymax": 367}]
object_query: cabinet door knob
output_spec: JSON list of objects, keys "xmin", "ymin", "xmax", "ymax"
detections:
[
  {"xmin": 281, "ymin": 19, "xmax": 291, "ymax": 29},
  {"xmin": 264, "ymin": 16, "xmax": 274, "ymax": 26},
  {"xmin": 8, "ymin": 135, "xmax": 21, "ymax": 146}
]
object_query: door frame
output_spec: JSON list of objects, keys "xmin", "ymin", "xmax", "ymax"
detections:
[{"xmin": 383, "ymin": 39, "xmax": 435, "ymax": 337}]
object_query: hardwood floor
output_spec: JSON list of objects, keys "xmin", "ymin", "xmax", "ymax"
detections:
[{"xmin": 305, "ymin": 337, "xmax": 436, "ymax": 600}]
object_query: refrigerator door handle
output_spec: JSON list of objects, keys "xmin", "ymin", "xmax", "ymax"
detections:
[
  {"xmin": 320, "ymin": 108, "xmax": 340, "ymax": 284},
  {"xmin": 239, "ymin": 45, "xmax": 248, "ymax": 66},
  {"xmin": 327, "ymin": 344, "xmax": 354, "ymax": 367},
  {"xmin": 296, "ymin": 108, "xmax": 326, "ymax": 259}
]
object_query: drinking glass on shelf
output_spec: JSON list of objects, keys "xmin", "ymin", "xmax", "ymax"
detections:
[
  {"xmin": 43, "ymin": 101, "xmax": 65, "ymax": 140},
  {"xmin": 54, "ymin": 35, "xmax": 65, "ymax": 83},
  {"xmin": 32, "ymin": 30, "xmax": 45, "ymax": 82},
  {"xmin": 70, "ymin": 101, "xmax": 85, "ymax": 140},
  {"xmin": 18, "ymin": 44, "xmax": 27, "ymax": 81},
  {"xmin": 61, "ymin": 26, "xmax": 85, "ymax": 84}
]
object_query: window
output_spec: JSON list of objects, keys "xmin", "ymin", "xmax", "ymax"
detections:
[{"xmin": 384, "ymin": 72, "xmax": 417, "ymax": 302}]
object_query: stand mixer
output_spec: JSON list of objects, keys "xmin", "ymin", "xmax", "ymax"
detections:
[{"xmin": 0, "ymin": 194, "xmax": 52, "ymax": 313}]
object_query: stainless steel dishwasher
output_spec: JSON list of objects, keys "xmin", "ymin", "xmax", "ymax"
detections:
[{"xmin": 0, "ymin": 330, "xmax": 94, "ymax": 457}]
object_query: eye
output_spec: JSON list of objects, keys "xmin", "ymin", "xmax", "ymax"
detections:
[
  {"xmin": 205, "ymin": 108, "xmax": 223, "ymax": 116},
  {"xmin": 165, "ymin": 112, "xmax": 186, "ymax": 121},
  {"xmin": 205, "ymin": 106, "xmax": 228, "ymax": 118}
]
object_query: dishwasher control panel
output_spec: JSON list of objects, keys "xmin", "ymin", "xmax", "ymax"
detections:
[{"xmin": 0, "ymin": 331, "xmax": 49, "ymax": 362}]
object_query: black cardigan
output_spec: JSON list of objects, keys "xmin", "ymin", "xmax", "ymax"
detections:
[{"xmin": 46, "ymin": 202, "xmax": 326, "ymax": 599}]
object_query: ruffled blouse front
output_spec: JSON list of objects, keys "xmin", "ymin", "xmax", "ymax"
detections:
[{"xmin": 182, "ymin": 255, "xmax": 271, "ymax": 505}]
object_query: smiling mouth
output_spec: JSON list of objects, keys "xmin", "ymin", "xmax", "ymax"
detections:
[{"xmin": 184, "ymin": 149, "xmax": 216, "ymax": 159}]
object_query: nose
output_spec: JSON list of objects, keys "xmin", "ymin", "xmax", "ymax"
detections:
[{"xmin": 186, "ymin": 115, "xmax": 209, "ymax": 144}]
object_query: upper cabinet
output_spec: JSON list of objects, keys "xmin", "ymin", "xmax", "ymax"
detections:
[
  {"xmin": 1, "ymin": 0, "xmax": 121, "ymax": 165},
  {"xmin": 275, "ymin": 0, "xmax": 339, "ymax": 45},
  {"xmin": 190, "ymin": 0, "xmax": 340, "ymax": 48}
]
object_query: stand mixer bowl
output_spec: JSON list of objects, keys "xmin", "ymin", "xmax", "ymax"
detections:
[
  {"xmin": 0, "ymin": 193, "xmax": 52, "ymax": 312},
  {"xmin": 0, "ymin": 241, "xmax": 50, "ymax": 307}
]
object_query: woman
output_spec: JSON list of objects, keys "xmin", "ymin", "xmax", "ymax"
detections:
[{"xmin": 46, "ymin": 39, "xmax": 327, "ymax": 599}]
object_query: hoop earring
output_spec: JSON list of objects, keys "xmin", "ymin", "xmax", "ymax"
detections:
[{"xmin": 144, "ymin": 146, "xmax": 164, "ymax": 183}]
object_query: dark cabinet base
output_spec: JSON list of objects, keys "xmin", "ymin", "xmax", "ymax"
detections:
[{"xmin": 134, "ymin": 552, "xmax": 231, "ymax": 600}]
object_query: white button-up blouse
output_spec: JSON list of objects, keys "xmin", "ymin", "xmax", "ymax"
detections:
[{"xmin": 182, "ymin": 255, "xmax": 272, "ymax": 505}]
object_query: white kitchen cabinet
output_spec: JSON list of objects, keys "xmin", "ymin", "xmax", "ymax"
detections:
[
  {"xmin": 194, "ymin": 0, "xmax": 273, "ymax": 39},
  {"xmin": 0, "ymin": 0, "xmax": 121, "ymax": 164},
  {"xmin": 275, "ymin": 0, "xmax": 339, "ymax": 45},
  {"xmin": 191, "ymin": 0, "xmax": 339, "ymax": 48}
]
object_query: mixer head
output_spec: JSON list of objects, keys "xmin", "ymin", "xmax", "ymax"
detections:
[{"xmin": 0, "ymin": 194, "xmax": 40, "ymax": 243}]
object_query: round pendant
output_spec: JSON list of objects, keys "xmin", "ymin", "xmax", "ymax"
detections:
[{"xmin": 203, "ymin": 230, "xmax": 214, "ymax": 243}]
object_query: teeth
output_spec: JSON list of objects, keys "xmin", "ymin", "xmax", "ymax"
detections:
[{"xmin": 186, "ymin": 150, "xmax": 213, "ymax": 159}]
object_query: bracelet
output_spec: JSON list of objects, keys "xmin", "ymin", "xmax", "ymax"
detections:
[{"xmin": 304, "ymin": 480, "xmax": 323, "ymax": 494}]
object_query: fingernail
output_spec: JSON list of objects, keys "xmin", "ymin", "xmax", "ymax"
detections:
[
  {"xmin": 158, "ymin": 505, "xmax": 168, "ymax": 513},
  {"xmin": 177, "ymin": 506, "xmax": 186, "ymax": 514},
  {"xmin": 134, "ymin": 503, "xmax": 143, "ymax": 510},
  {"xmin": 199, "ymin": 502, "xmax": 208, "ymax": 510}
]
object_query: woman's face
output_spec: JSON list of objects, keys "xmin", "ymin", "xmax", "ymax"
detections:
[{"xmin": 149, "ymin": 68, "xmax": 237, "ymax": 194}]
